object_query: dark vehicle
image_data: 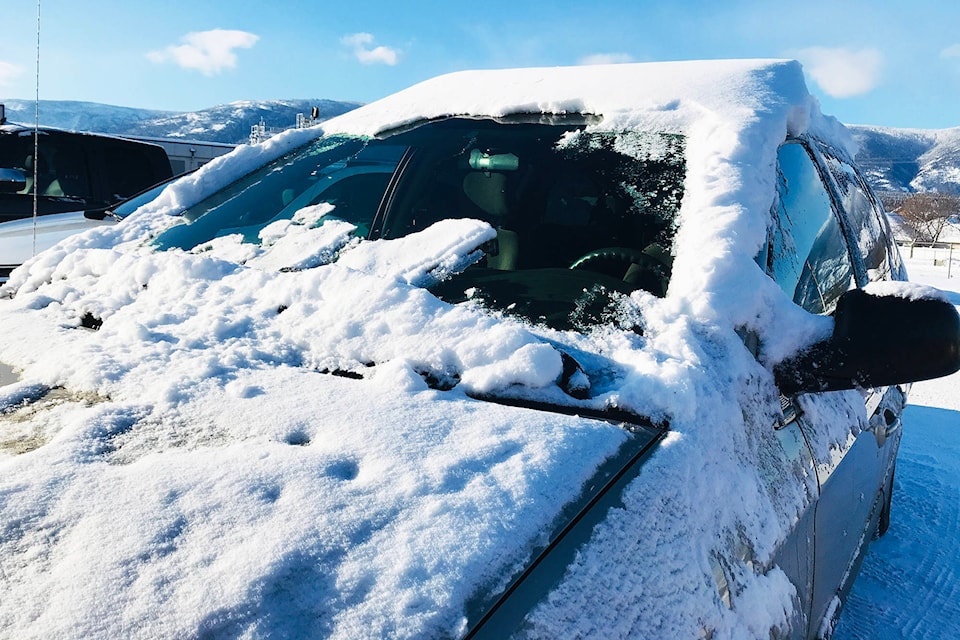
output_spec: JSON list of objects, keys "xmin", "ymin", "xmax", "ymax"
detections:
[
  {"xmin": 0, "ymin": 123, "xmax": 172, "ymax": 223},
  {"xmin": 0, "ymin": 61, "xmax": 958, "ymax": 639}
]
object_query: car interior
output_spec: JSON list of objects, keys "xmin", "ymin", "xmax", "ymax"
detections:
[{"xmin": 372, "ymin": 120, "xmax": 685, "ymax": 327}]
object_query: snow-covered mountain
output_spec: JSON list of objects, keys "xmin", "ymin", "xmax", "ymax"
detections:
[
  {"xmin": 0, "ymin": 98, "xmax": 361, "ymax": 144},
  {"xmin": 848, "ymin": 124, "xmax": 960, "ymax": 195},
  {"xmin": 3, "ymin": 99, "xmax": 958, "ymax": 196}
]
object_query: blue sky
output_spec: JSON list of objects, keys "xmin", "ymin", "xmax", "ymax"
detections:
[{"xmin": 1, "ymin": 0, "xmax": 958, "ymax": 129}]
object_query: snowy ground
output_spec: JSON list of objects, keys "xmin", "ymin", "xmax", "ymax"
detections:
[{"xmin": 836, "ymin": 252, "xmax": 960, "ymax": 640}]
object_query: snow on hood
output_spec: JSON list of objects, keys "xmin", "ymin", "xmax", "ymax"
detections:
[{"xmin": 0, "ymin": 60, "xmax": 861, "ymax": 638}]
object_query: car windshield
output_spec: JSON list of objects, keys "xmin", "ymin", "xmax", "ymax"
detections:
[
  {"xmin": 154, "ymin": 118, "xmax": 686, "ymax": 330},
  {"xmin": 108, "ymin": 175, "xmax": 186, "ymax": 219},
  {"xmin": 153, "ymin": 135, "xmax": 399, "ymax": 249}
]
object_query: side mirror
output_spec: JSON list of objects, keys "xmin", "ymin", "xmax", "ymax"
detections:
[
  {"xmin": 0, "ymin": 167, "xmax": 27, "ymax": 194},
  {"xmin": 775, "ymin": 287, "xmax": 960, "ymax": 394},
  {"xmin": 84, "ymin": 206, "xmax": 110, "ymax": 221}
]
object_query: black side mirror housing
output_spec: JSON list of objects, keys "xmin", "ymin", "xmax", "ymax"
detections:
[
  {"xmin": 0, "ymin": 167, "xmax": 27, "ymax": 194},
  {"xmin": 84, "ymin": 206, "xmax": 109, "ymax": 221},
  {"xmin": 775, "ymin": 287, "xmax": 960, "ymax": 394}
]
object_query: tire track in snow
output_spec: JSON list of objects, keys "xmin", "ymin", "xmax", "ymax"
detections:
[
  {"xmin": 837, "ymin": 257, "xmax": 960, "ymax": 640},
  {"xmin": 836, "ymin": 398, "xmax": 960, "ymax": 639}
]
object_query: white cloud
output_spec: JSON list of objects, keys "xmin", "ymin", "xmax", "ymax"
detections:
[
  {"xmin": 796, "ymin": 47, "xmax": 883, "ymax": 98},
  {"xmin": 147, "ymin": 29, "xmax": 259, "ymax": 76},
  {"xmin": 941, "ymin": 44, "xmax": 960, "ymax": 59},
  {"xmin": 341, "ymin": 33, "xmax": 400, "ymax": 66},
  {"xmin": 578, "ymin": 53, "xmax": 634, "ymax": 66},
  {"xmin": 0, "ymin": 61, "xmax": 22, "ymax": 86}
]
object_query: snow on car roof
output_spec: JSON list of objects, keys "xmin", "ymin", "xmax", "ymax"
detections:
[
  {"xmin": 0, "ymin": 59, "xmax": 854, "ymax": 638},
  {"xmin": 323, "ymin": 59, "xmax": 840, "ymax": 141}
]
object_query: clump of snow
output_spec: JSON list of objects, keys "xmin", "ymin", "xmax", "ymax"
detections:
[
  {"xmin": 336, "ymin": 218, "xmax": 495, "ymax": 287},
  {"xmin": 0, "ymin": 59, "xmax": 876, "ymax": 638},
  {"xmin": 864, "ymin": 279, "xmax": 951, "ymax": 302}
]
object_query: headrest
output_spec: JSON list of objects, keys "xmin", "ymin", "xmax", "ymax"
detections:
[{"xmin": 462, "ymin": 171, "xmax": 508, "ymax": 217}]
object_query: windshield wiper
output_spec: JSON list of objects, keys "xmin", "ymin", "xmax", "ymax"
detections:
[{"xmin": 83, "ymin": 207, "xmax": 121, "ymax": 221}]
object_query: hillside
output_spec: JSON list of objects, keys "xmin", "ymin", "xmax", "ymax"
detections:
[
  {"xmin": 3, "ymin": 99, "xmax": 959, "ymax": 197},
  {"xmin": 0, "ymin": 98, "xmax": 361, "ymax": 144},
  {"xmin": 849, "ymin": 124, "xmax": 960, "ymax": 195}
]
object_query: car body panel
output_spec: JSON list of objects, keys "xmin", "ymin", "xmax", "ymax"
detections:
[{"xmin": 0, "ymin": 209, "xmax": 114, "ymax": 278}]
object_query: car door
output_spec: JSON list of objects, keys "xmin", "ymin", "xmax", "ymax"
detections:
[
  {"xmin": 767, "ymin": 139, "xmax": 898, "ymax": 636},
  {"xmin": 816, "ymin": 143, "xmax": 906, "ymax": 536}
]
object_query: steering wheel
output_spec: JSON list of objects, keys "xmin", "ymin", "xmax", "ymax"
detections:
[{"xmin": 569, "ymin": 246, "xmax": 668, "ymax": 296}]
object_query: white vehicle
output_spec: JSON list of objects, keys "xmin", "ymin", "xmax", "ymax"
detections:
[
  {"xmin": 0, "ymin": 113, "xmax": 234, "ymax": 281},
  {"xmin": 0, "ymin": 210, "xmax": 112, "ymax": 280},
  {"xmin": 0, "ymin": 176, "xmax": 178, "ymax": 282}
]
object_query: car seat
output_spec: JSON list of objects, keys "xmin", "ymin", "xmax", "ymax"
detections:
[{"xmin": 462, "ymin": 171, "xmax": 519, "ymax": 270}]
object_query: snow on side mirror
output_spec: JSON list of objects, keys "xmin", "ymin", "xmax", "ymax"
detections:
[{"xmin": 774, "ymin": 287, "xmax": 960, "ymax": 395}]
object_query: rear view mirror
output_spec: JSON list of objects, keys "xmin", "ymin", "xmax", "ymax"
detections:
[
  {"xmin": 0, "ymin": 167, "xmax": 27, "ymax": 194},
  {"xmin": 775, "ymin": 287, "xmax": 960, "ymax": 394},
  {"xmin": 469, "ymin": 149, "xmax": 519, "ymax": 172}
]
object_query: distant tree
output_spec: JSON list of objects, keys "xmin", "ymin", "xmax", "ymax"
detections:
[
  {"xmin": 895, "ymin": 192, "xmax": 960, "ymax": 243},
  {"xmin": 879, "ymin": 191, "xmax": 907, "ymax": 212}
]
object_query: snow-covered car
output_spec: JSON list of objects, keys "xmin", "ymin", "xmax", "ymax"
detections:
[
  {"xmin": 0, "ymin": 174, "xmax": 185, "ymax": 283},
  {"xmin": 0, "ymin": 60, "xmax": 958, "ymax": 639}
]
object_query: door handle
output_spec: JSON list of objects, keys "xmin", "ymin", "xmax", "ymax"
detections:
[
  {"xmin": 866, "ymin": 408, "xmax": 900, "ymax": 447},
  {"xmin": 881, "ymin": 408, "xmax": 901, "ymax": 438}
]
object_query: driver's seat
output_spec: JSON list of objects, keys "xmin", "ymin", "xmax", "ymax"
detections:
[{"xmin": 462, "ymin": 171, "xmax": 519, "ymax": 270}]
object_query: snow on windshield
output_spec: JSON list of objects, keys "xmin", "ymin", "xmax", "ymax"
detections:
[{"xmin": 0, "ymin": 60, "xmax": 869, "ymax": 638}]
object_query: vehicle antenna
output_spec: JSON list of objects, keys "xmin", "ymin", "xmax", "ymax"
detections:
[{"xmin": 32, "ymin": 0, "xmax": 42, "ymax": 257}]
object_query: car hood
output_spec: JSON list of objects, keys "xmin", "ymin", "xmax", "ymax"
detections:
[
  {"xmin": 0, "ymin": 210, "xmax": 113, "ymax": 271},
  {"xmin": 0, "ymin": 357, "xmax": 663, "ymax": 637},
  {"xmin": 0, "ymin": 215, "xmax": 672, "ymax": 636}
]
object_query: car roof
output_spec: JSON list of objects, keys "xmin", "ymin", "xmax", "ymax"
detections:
[
  {"xmin": 0, "ymin": 122, "xmax": 157, "ymax": 145},
  {"xmin": 321, "ymin": 59, "xmax": 852, "ymax": 154}
]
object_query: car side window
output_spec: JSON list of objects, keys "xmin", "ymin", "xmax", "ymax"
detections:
[
  {"xmin": 0, "ymin": 135, "xmax": 32, "ymax": 194},
  {"xmin": 769, "ymin": 142, "xmax": 856, "ymax": 315},
  {"xmin": 39, "ymin": 137, "xmax": 92, "ymax": 200},
  {"xmin": 820, "ymin": 150, "xmax": 903, "ymax": 282},
  {"xmin": 98, "ymin": 142, "xmax": 162, "ymax": 201}
]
